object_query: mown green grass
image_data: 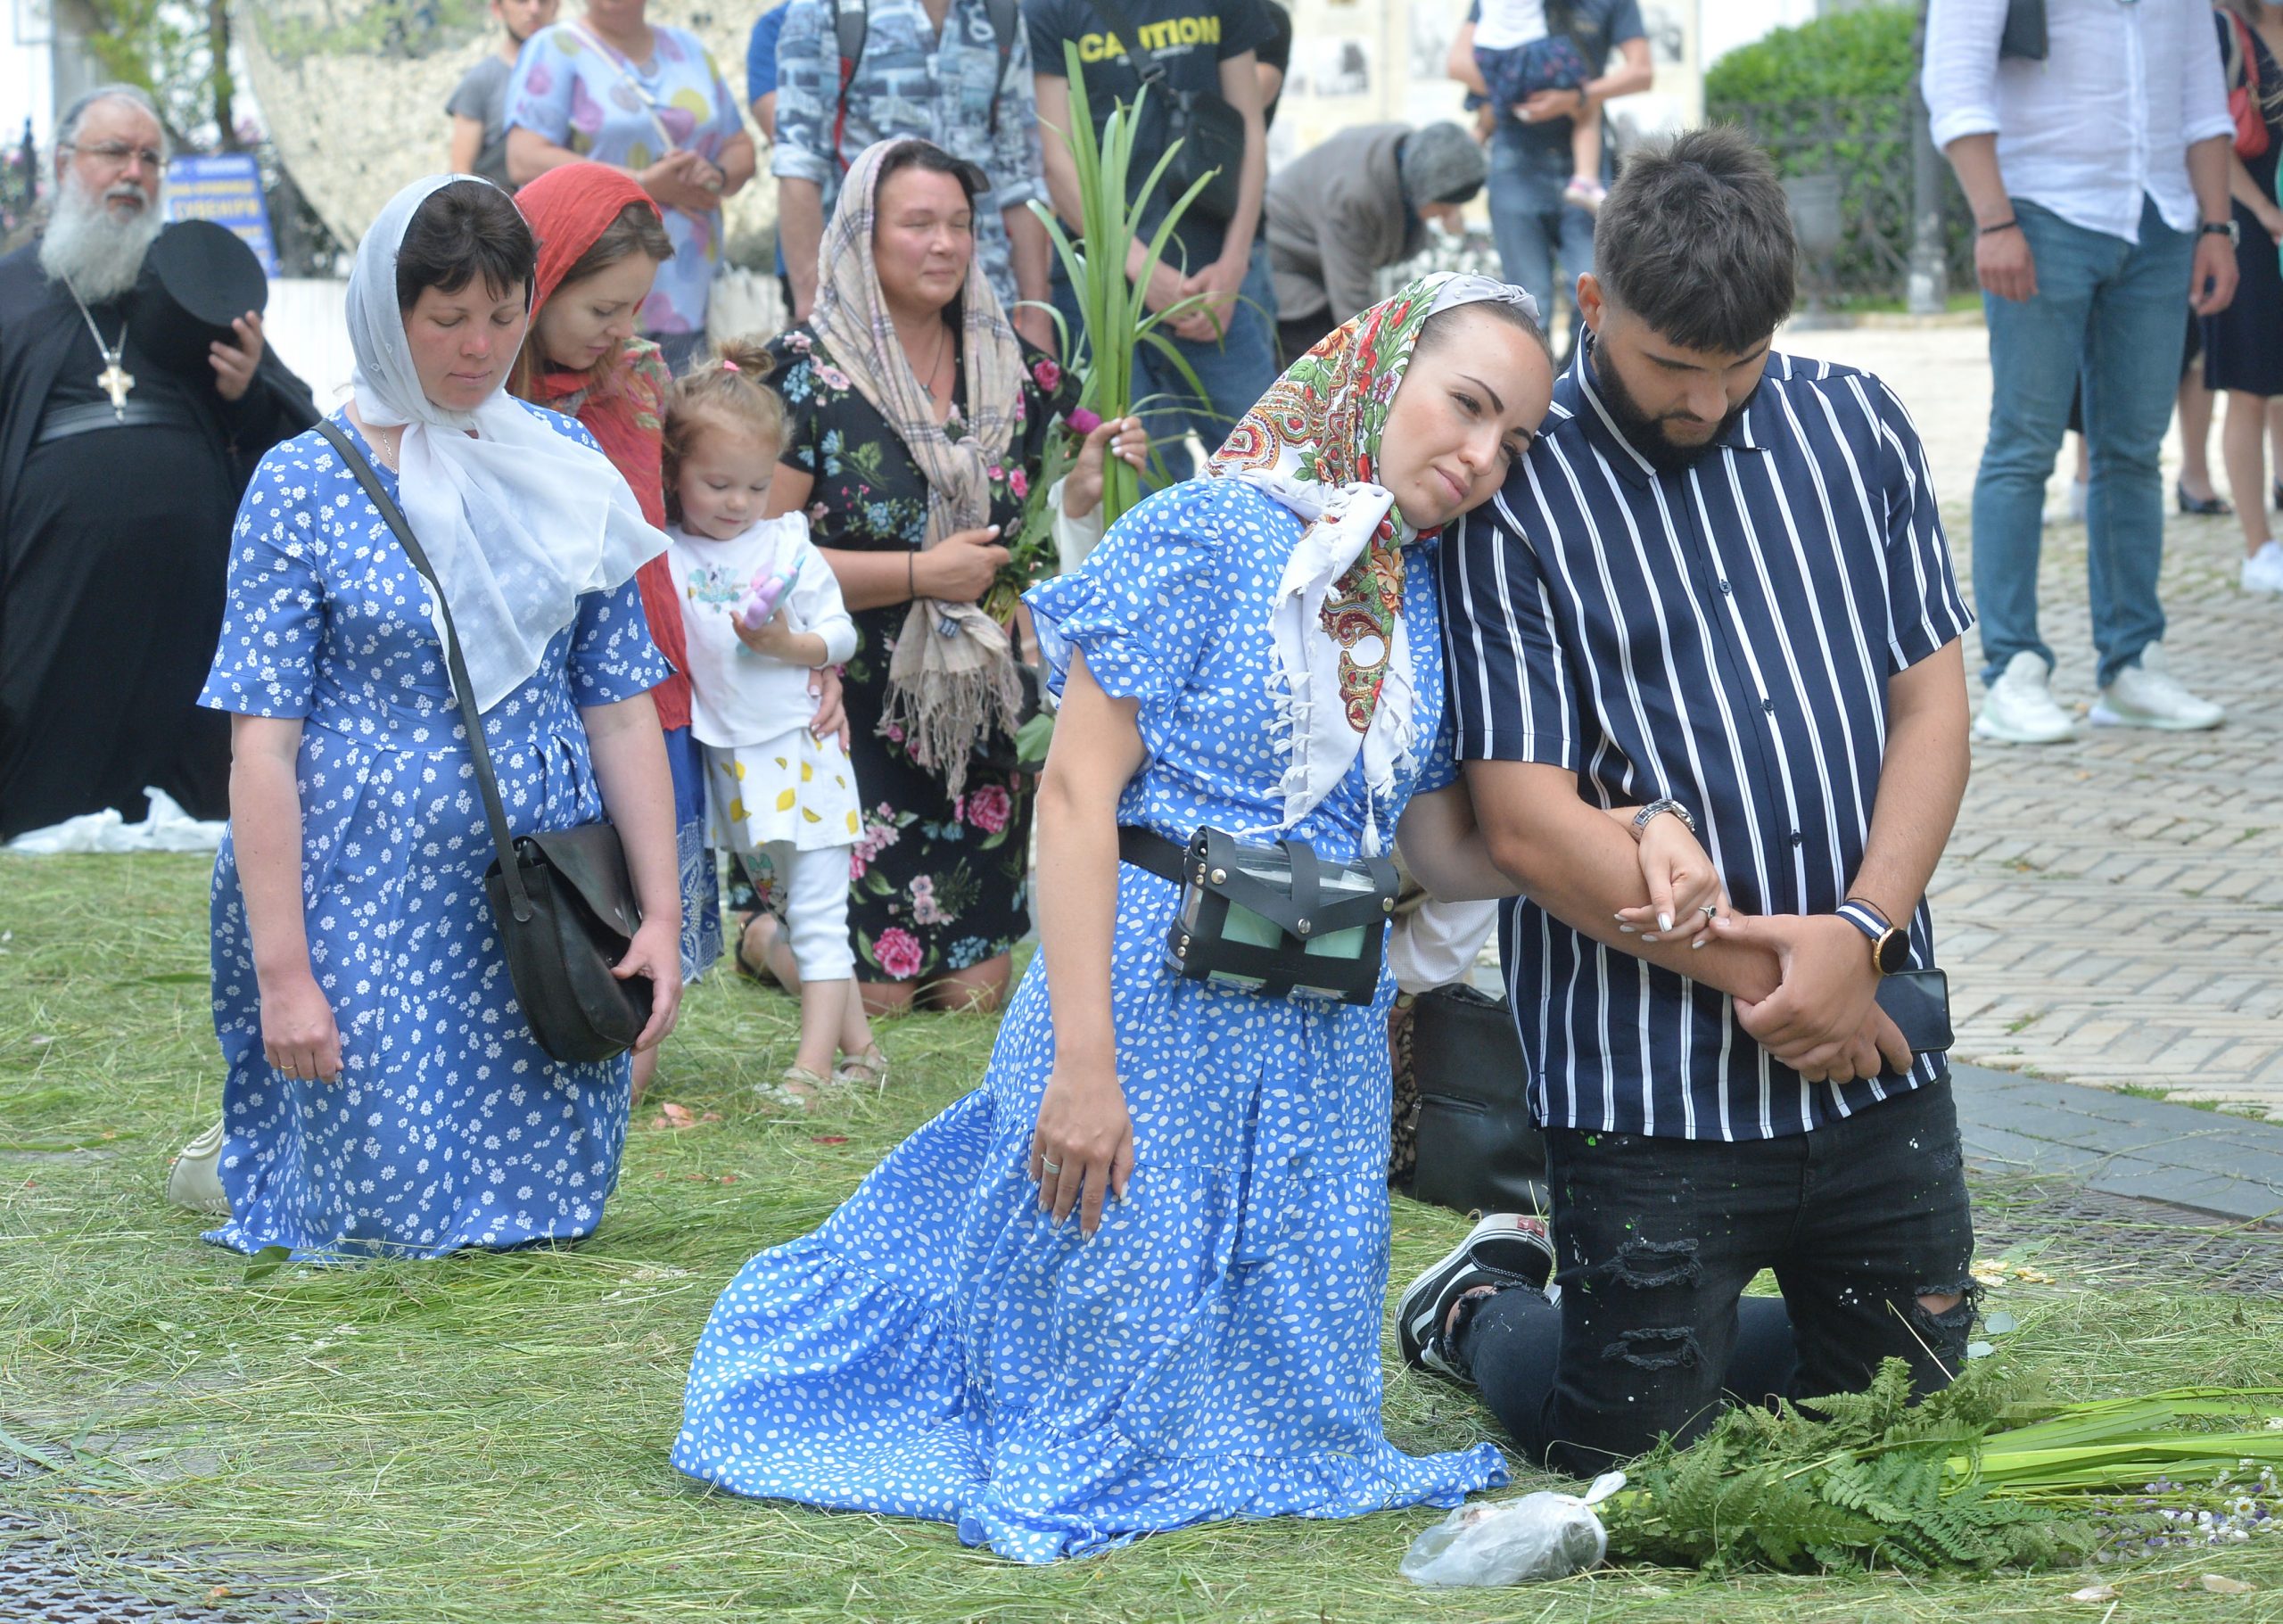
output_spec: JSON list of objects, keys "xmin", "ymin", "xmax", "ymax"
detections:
[{"xmin": 4, "ymin": 853, "xmax": 2282, "ymax": 1622}]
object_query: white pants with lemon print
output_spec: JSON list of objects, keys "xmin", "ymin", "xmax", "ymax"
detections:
[{"xmin": 703, "ymin": 728, "xmax": 862, "ymax": 983}]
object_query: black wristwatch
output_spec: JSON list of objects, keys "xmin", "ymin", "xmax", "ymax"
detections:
[
  {"xmin": 1835, "ymin": 896, "xmax": 1911, "ymax": 976},
  {"xmin": 2203, "ymin": 218, "xmax": 2243, "ymax": 248}
]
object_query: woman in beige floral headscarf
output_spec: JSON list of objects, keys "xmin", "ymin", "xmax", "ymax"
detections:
[{"xmin": 732, "ymin": 138, "xmax": 1139, "ymax": 1018}]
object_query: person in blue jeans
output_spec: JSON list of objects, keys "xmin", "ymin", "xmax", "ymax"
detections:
[
  {"xmin": 1028, "ymin": 0, "xmax": 1279, "ymax": 482},
  {"xmin": 1925, "ymin": 0, "xmax": 2240, "ymax": 743},
  {"xmin": 1446, "ymin": 0, "xmax": 1649, "ymax": 344}
]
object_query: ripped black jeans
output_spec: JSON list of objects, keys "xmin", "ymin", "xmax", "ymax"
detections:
[{"xmin": 1455, "ymin": 1078, "xmax": 1977, "ymax": 1476}]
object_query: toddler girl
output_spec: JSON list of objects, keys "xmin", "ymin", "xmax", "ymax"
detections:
[
  {"xmin": 1473, "ymin": 0, "xmax": 1604, "ymax": 211},
  {"xmin": 663, "ymin": 342, "xmax": 880, "ymax": 1102}
]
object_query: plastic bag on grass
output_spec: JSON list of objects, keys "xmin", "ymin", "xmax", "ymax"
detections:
[
  {"xmin": 6, "ymin": 787, "xmax": 225, "ymax": 854},
  {"xmin": 1400, "ymin": 1471, "xmax": 1626, "ymax": 1587}
]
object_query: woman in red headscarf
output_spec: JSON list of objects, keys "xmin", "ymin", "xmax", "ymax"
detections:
[{"xmin": 513, "ymin": 161, "xmax": 789, "ymax": 1103}]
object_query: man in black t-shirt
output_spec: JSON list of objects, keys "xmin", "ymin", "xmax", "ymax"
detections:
[
  {"xmin": 1446, "ymin": 0, "xmax": 1651, "ymax": 333},
  {"xmin": 1257, "ymin": 0, "xmax": 1291, "ymax": 128},
  {"xmin": 1029, "ymin": 0, "xmax": 1279, "ymax": 480}
]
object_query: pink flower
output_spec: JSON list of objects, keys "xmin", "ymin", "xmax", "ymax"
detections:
[
  {"xmin": 964, "ymin": 783, "xmax": 1011, "ymax": 834},
  {"xmin": 1009, "ymin": 466, "xmax": 1029, "ymax": 499},
  {"xmin": 850, "ymin": 810, "xmax": 902, "ymax": 878},
  {"xmin": 873, "ymin": 927, "xmax": 923, "ymax": 980},
  {"xmin": 814, "ymin": 363, "xmax": 853, "ymax": 391},
  {"xmin": 909, "ymin": 875, "xmax": 951, "ymax": 927},
  {"xmin": 1033, "ymin": 358, "xmax": 1062, "ymax": 392},
  {"xmin": 1067, "ymin": 407, "xmax": 1102, "ymax": 435}
]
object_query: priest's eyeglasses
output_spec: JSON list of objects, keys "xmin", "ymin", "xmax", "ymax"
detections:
[{"xmin": 64, "ymin": 140, "xmax": 166, "ymax": 173}]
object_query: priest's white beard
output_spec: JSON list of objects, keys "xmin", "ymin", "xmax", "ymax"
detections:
[{"xmin": 38, "ymin": 169, "xmax": 163, "ymax": 304}]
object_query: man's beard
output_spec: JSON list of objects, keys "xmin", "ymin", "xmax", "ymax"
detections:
[
  {"xmin": 39, "ymin": 170, "xmax": 163, "ymax": 304},
  {"xmin": 1589, "ymin": 341, "xmax": 1753, "ymax": 477}
]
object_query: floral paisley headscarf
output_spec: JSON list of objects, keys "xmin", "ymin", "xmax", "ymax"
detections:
[{"xmin": 1207, "ymin": 272, "xmax": 1539, "ymax": 839}]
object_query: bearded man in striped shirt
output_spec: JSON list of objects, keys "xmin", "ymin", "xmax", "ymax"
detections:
[{"xmin": 1397, "ymin": 126, "xmax": 1979, "ymax": 1474}]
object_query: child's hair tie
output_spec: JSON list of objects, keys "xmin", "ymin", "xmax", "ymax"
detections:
[{"xmin": 721, "ymin": 358, "xmax": 740, "ymax": 373}]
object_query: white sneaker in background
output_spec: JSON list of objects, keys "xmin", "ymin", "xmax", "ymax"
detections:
[
  {"xmin": 2041, "ymin": 479, "xmax": 2089, "ymax": 526},
  {"xmin": 2242, "ymin": 540, "xmax": 2283, "ymax": 596},
  {"xmin": 1974, "ymin": 650, "xmax": 2075, "ymax": 744},
  {"xmin": 2090, "ymin": 641, "xmax": 2225, "ymax": 731}
]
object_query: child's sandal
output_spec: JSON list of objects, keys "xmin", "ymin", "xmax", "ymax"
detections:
[
  {"xmin": 765, "ymin": 1064, "xmax": 833, "ymax": 1107},
  {"xmin": 832, "ymin": 1045, "xmax": 890, "ymax": 1092}
]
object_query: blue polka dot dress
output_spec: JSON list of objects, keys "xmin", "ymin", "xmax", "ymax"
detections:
[
  {"xmin": 673, "ymin": 479, "xmax": 1508, "ymax": 1561},
  {"xmin": 198, "ymin": 407, "xmax": 671, "ymax": 1261}
]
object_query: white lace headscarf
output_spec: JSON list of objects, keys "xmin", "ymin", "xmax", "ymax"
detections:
[{"xmin": 346, "ymin": 174, "xmax": 668, "ymax": 713}]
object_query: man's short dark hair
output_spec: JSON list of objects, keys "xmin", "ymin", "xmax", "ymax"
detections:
[{"xmin": 1594, "ymin": 126, "xmax": 1796, "ymax": 354}]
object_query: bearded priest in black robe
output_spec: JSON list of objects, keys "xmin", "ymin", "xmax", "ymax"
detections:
[{"xmin": 0, "ymin": 85, "xmax": 315, "ymax": 839}]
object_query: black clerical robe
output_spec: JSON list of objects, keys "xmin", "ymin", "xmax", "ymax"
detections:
[{"xmin": 0, "ymin": 235, "xmax": 316, "ymax": 839}]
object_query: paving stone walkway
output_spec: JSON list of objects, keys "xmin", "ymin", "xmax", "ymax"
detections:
[{"xmin": 1781, "ymin": 321, "xmax": 2283, "ymax": 1117}]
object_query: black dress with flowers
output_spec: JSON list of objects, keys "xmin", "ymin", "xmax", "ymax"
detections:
[{"xmin": 745, "ymin": 323, "xmax": 1076, "ymax": 983}]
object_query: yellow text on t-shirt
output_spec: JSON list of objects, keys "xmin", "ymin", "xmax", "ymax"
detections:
[{"xmin": 1075, "ymin": 14, "xmax": 1224, "ymax": 62}]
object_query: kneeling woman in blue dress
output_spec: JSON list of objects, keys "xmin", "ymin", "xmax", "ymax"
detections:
[
  {"xmin": 675, "ymin": 274, "xmax": 1679, "ymax": 1558},
  {"xmin": 198, "ymin": 176, "xmax": 683, "ymax": 1259}
]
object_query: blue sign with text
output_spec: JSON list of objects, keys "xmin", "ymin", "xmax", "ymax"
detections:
[{"xmin": 164, "ymin": 153, "xmax": 279, "ymax": 276}]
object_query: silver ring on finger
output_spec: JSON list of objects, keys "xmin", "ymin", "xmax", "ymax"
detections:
[
  {"xmin": 1041, "ymin": 1158, "xmax": 1062, "ymax": 1175},
  {"xmin": 1702, "ymin": 903, "xmax": 1718, "ymax": 921}
]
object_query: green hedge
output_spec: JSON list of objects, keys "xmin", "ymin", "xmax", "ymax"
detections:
[
  {"xmin": 1705, "ymin": 4, "xmax": 1971, "ymax": 301},
  {"xmin": 1705, "ymin": 4, "xmax": 1920, "ymax": 105}
]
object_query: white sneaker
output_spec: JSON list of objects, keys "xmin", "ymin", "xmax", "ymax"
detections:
[
  {"xmin": 2243, "ymin": 540, "xmax": 2283, "ymax": 596},
  {"xmin": 1974, "ymin": 650, "xmax": 2074, "ymax": 744},
  {"xmin": 2091, "ymin": 641, "xmax": 2225, "ymax": 731},
  {"xmin": 2041, "ymin": 479, "xmax": 2089, "ymax": 526}
]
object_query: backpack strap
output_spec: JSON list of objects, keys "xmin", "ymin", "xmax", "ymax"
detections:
[
  {"xmin": 984, "ymin": 0, "xmax": 1019, "ymax": 135},
  {"xmin": 830, "ymin": 0, "xmax": 868, "ymax": 173}
]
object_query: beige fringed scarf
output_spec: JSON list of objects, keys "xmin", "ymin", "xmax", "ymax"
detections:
[{"xmin": 809, "ymin": 139, "xmax": 1028, "ymax": 797}]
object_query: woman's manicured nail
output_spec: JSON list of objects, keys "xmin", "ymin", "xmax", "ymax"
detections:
[
  {"xmin": 1618, "ymin": 924, "xmax": 1636, "ymax": 935},
  {"xmin": 1658, "ymin": 912, "xmax": 1673, "ymax": 933}
]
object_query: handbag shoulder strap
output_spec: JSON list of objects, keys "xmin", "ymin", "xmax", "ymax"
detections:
[
  {"xmin": 566, "ymin": 19, "xmax": 680, "ymax": 153},
  {"xmin": 1082, "ymin": 0, "xmax": 1171, "ymax": 88},
  {"xmin": 311, "ymin": 416, "xmax": 534, "ymax": 922}
]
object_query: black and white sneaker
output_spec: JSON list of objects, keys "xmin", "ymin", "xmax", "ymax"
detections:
[{"xmin": 1396, "ymin": 1213, "xmax": 1555, "ymax": 1384}]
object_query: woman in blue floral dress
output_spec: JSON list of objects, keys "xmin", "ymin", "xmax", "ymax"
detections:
[
  {"xmin": 200, "ymin": 177, "xmax": 683, "ymax": 1260},
  {"xmin": 674, "ymin": 276, "xmax": 1562, "ymax": 1559}
]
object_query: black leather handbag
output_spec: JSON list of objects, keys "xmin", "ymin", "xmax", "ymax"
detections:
[
  {"xmin": 1083, "ymin": 0, "xmax": 1249, "ymax": 225},
  {"xmin": 1118, "ymin": 825, "xmax": 1397, "ymax": 1004},
  {"xmin": 1406, "ymin": 983, "xmax": 1548, "ymax": 1217},
  {"xmin": 315, "ymin": 419, "xmax": 653, "ymax": 1065}
]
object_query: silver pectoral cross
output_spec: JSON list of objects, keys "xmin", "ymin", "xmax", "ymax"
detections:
[{"xmin": 97, "ymin": 359, "xmax": 136, "ymax": 418}]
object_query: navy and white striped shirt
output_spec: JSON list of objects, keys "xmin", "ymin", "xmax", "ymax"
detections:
[{"xmin": 1441, "ymin": 342, "xmax": 1972, "ymax": 1141}]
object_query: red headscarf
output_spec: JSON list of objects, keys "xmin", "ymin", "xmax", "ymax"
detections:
[{"xmin": 515, "ymin": 161, "xmax": 690, "ymax": 730}]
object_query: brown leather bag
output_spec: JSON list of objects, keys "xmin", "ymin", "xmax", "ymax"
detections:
[{"xmin": 316, "ymin": 419, "xmax": 652, "ymax": 1065}]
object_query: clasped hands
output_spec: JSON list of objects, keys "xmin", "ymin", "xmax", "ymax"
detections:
[
  {"xmin": 1140, "ymin": 254, "xmax": 1245, "ymax": 344},
  {"xmin": 1622, "ymin": 814, "xmax": 1911, "ymax": 1087}
]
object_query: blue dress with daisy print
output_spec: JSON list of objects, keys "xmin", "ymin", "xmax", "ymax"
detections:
[
  {"xmin": 198, "ymin": 407, "xmax": 669, "ymax": 1261},
  {"xmin": 672, "ymin": 476, "xmax": 1509, "ymax": 1562}
]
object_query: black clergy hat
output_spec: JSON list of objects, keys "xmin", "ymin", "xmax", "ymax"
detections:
[{"xmin": 132, "ymin": 219, "xmax": 268, "ymax": 377}]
